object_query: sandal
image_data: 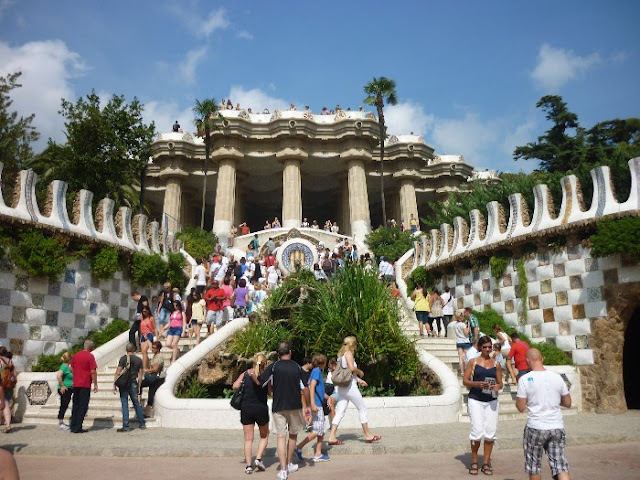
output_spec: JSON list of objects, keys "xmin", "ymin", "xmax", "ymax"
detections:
[
  {"xmin": 481, "ymin": 464, "xmax": 493, "ymax": 476},
  {"xmin": 364, "ymin": 435, "xmax": 382, "ymax": 443},
  {"xmin": 328, "ymin": 439, "xmax": 344, "ymax": 445},
  {"xmin": 4, "ymin": 426, "xmax": 12, "ymax": 433},
  {"xmin": 468, "ymin": 462, "xmax": 479, "ymax": 475}
]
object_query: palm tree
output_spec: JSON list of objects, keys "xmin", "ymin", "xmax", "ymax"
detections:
[
  {"xmin": 193, "ymin": 98, "xmax": 219, "ymax": 229},
  {"xmin": 363, "ymin": 76, "xmax": 398, "ymax": 227}
]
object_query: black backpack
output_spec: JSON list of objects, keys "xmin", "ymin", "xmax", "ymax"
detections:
[
  {"xmin": 322, "ymin": 257, "xmax": 333, "ymax": 273},
  {"xmin": 234, "ymin": 264, "xmax": 243, "ymax": 278},
  {"xmin": 161, "ymin": 290, "xmax": 174, "ymax": 310}
]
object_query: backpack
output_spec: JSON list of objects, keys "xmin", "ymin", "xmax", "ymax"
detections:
[
  {"xmin": 331, "ymin": 356, "xmax": 353, "ymax": 387},
  {"xmin": 114, "ymin": 355, "xmax": 131, "ymax": 389},
  {"xmin": 161, "ymin": 290, "xmax": 174, "ymax": 311},
  {"xmin": 0, "ymin": 359, "xmax": 17, "ymax": 390},
  {"xmin": 234, "ymin": 264, "xmax": 243, "ymax": 278},
  {"xmin": 322, "ymin": 258, "xmax": 333, "ymax": 273}
]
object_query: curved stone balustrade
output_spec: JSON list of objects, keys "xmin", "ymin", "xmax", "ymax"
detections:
[
  {"xmin": 416, "ymin": 159, "xmax": 640, "ymax": 268},
  {"xmin": 0, "ymin": 162, "xmax": 175, "ymax": 256}
]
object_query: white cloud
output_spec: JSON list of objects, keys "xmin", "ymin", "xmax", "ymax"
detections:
[
  {"xmin": 144, "ymin": 100, "xmax": 194, "ymax": 135},
  {"xmin": 198, "ymin": 7, "xmax": 230, "ymax": 38},
  {"xmin": 236, "ymin": 30, "xmax": 254, "ymax": 40},
  {"xmin": 0, "ymin": 0, "xmax": 14, "ymax": 20},
  {"xmin": 531, "ymin": 43, "xmax": 601, "ymax": 91},
  {"xmin": 385, "ymin": 101, "xmax": 434, "ymax": 137},
  {"xmin": 227, "ymin": 86, "xmax": 289, "ymax": 112},
  {"xmin": 611, "ymin": 51, "xmax": 630, "ymax": 64},
  {"xmin": 179, "ymin": 45, "xmax": 208, "ymax": 84},
  {"xmin": 0, "ymin": 40, "xmax": 87, "ymax": 151},
  {"xmin": 431, "ymin": 113, "xmax": 499, "ymax": 167}
]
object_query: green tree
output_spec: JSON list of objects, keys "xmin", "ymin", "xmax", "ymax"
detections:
[
  {"xmin": 192, "ymin": 98, "xmax": 220, "ymax": 229},
  {"xmin": 27, "ymin": 91, "xmax": 155, "ymax": 208},
  {"xmin": 364, "ymin": 77, "xmax": 398, "ymax": 227},
  {"xmin": 365, "ymin": 226, "xmax": 416, "ymax": 262},
  {"xmin": 0, "ymin": 72, "xmax": 40, "ymax": 195},
  {"xmin": 513, "ymin": 95, "xmax": 586, "ymax": 172}
]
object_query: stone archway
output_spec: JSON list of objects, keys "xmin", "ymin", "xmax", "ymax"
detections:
[{"xmin": 580, "ymin": 281, "xmax": 640, "ymax": 413}]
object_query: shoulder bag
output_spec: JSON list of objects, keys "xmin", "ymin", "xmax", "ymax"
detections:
[
  {"xmin": 230, "ymin": 372, "xmax": 246, "ymax": 410},
  {"xmin": 331, "ymin": 356, "xmax": 353, "ymax": 387},
  {"xmin": 115, "ymin": 355, "xmax": 131, "ymax": 389}
]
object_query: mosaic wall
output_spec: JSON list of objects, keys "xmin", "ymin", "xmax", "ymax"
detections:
[
  {"xmin": 436, "ymin": 244, "xmax": 640, "ymax": 366},
  {"xmin": 0, "ymin": 258, "xmax": 157, "ymax": 371}
]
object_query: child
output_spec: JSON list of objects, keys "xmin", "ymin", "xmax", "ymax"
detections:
[
  {"xmin": 295, "ymin": 354, "xmax": 331, "ymax": 462},
  {"xmin": 300, "ymin": 357, "xmax": 313, "ymax": 432}
]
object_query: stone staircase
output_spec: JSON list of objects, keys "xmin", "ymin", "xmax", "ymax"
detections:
[{"xmin": 22, "ymin": 335, "xmax": 203, "ymax": 428}]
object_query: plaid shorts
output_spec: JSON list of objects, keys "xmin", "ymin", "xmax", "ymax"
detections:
[
  {"xmin": 523, "ymin": 426, "xmax": 569, "ymax": 476},
  {"xmin": 311, "ymin": 409, "xmax": 327, "ymax": 436}
]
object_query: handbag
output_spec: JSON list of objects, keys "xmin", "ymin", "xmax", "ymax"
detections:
[
  {"xmin": 230, "ymin": 372, "xmax": 246, "ymax": 410},
  {"xmin": 115, "ymin": 355, "xmax": 131, "ymax": 389},
  {"xmin": 330, "ymin": 356, "xmax": 353, "ymax": 387}
]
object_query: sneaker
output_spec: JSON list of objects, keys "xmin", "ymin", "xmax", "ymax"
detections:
[
  {"xmin": 294, "ymin": 448, "xmax": 304, "ymax": 461},
  {"xmin": 117, "ymin": 427, "xmax": 130, "ymax": 432},
  {"xmin": 287, "ymin": 463, "xmax": 299, "ymax": 473},
  {"xmin": 59, "ymin": 423, "xmax": 70, "ymax": 430},
  {"xmin": 244, "ymin": 466, "xmax": 253, "ymax": 475},
  {"xmin": 313, "ymin": 454, "xmax": 330, "ymax": 463},
  {"xmin": 138, "ymin": 424, "xmax": 147, "ymax": 430},
  {"xmin": 277, "ymin": 471, "xmax": 288, "ymax": 480},
  {"xmin": 254, "ymin": 459, "xmax": 266, "ymax": 472}
]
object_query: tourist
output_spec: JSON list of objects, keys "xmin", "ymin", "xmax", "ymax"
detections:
[
  {"xmin": 295, "ymin": 354, "xmax": 331, "ymax": 463},
  {"xmin": 515, "ymin": 348, "xmax": 572, "ymax": 480},
  {"xmin": 273, "ymin": 217, "xmax": 281, "ymax": 228},
  {"xmin": 492, "ymin": 324, "xmax": 511, "ymax": 356},
  {"xmin": 113, "ymin": 342, "xmax": 146, "ymax": 432},
  {"xmin": 0, "ymin": 348, "xmax": 14, "ymax": 433},
  {"xmin": 70, "ymin": 339, "xmax": 98, "ymax": 433},
  {"xmin": 462, "ymin": 335, "xmax": 502, "ymax": 475},
  {"xmin": 140, "ymin": 341, "xmax": 165, "ymax": 418},
  {"xmin": 226, "ymin": 99, "xmax": 233, "ymax": 109},
  {"xmin": 190, "ymin": 291, "xmax": 206, "ymax": 345},
  {"xmin": 507, "ymin": 333, "xmax": 531, "ymax": 384},
  {"xmin": 139, "ymin": 306, "xmax": 155, "ymax": 369},
  {"xmin": 441, "ymin": 286, "xmax": 454, "ymax": 337},
  {"xmin": 130, "ymin": 291, "xmax": 149, "ymax": 349},
  {"xmin": 313, "ymin": 263, "xmax": 328, "ymax": 282},
  {"xmin": 221, "ymin": 277, "xmax": 234, "ymax": 325},
  {"xmin": 267, "ymin": 237, "xmax": 276, "ymax": 254},
  {"xmin": 258, "ymin": 342, "xmax": 310, "ymax": 480},
  {"xmin": 378, "ymin": 256, "xmax": 394, "ymax": 284},
  {"xmin": 411, "ymin": 283, "xmax": 431, "ymax": 337},
  {"xmin": 56, "ymin": 352, "xmax": 73, "ymax": 430},
  {"xmin": 194, "ymin": 258, "xmax": 207, "ymax": 295},
  {"xmin": 327, "ymin": 336, "xmax": 381, "ymax": 445},
  {"xmin": 240, "ymin": 222, "xmax": 250, "ymax": 235},
  {"xmin": 409, "ymin": 213, "xmax": 419, "ymax": 233},
  {"xmin": 321, "ymin": 254, "xmax": 334, "ymax": 279},
  {"xmin": 453, "ymin": 311, "xmax": 471, "ymax": 374},
  {"xmin": 323, "ymin": 220, "xmax": 331, "ymax": 231},
  {"xmin": 466, "ymin": 338, "xmax": 482, "ymax": 365},
  {"xmin": 289, "ymin": 103, "xmax": 297, "ymax": 111},
  {"xmin": 166, "ymin": 300, "xmax": 186, "ymax": 363},
  {"xmin": 232, "ymin": 278, "xmax": 250, "ymax": 318},
  {"xmin": 252, "ymin": 256, "xmax": 264, "ymax": 284},
  {"xmin": 464, "ymin": 307, "xmax": 480, "ymax": 345},
  {"xmin": 267, "ymin": 261, "xmax": 281, "ymax": 290},
  {"xmin": 233, "ymin": 353, "xmax": 269, "ymax": 474},
  {"xmin": 230, "ymin": 224, "xmax": 238, "ymax": 238},
  {"xmin": 204, "ymin": 280, "xmax": 225, "ymax": 333},
  {"xmin": 301, "ymin": 218, "xmax": 309, "ymax": 228},
  {"xmin": 184, "ymin": 287, "xmax": 195, "ymax": 331},
  {"xmin": 215, "ymin": 257, "xmax": 229, "ymax": 284},
  {"xmin": 264, "ymin": 220, "xmax": 271, "ymax": 230},
  {"xmin": 249, "ymin": 234, "xmax": 260, "ymax": 256},
  {"xmin": 263, "ymin": 108, "xmax": 270, "ymax": 114},
  {"xmin": 235, "ymin": 102, "xmax": 241, "ymax": 110},
  {"xmin": 155, "ymin": 282, "xmax": 175, "ymax": 338},
  {"xmin": 250, "ymin": 282, "xmax": 267, "ymax": 313},
  {"xmin": 331, "ymin": 221, "xmax": 339, "ymax": 234},
  {"xmin": 172, "ymin": 120, "xmax": 180, "ymax": 132},
  {"xmin": 428, "ymin": 288, "xmax": 445, "ymax": 337},
  {"xmin": 220, "ymin": 98, "xmax": 226, "ymax": 108},
  {"xmin": 311, "ymin": 220, "xmax": 319, "ymax": 229}
]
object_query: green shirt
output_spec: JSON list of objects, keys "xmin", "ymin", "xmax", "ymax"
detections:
[
  {"xmin": 58, "ymin": 363, "xmax": 73, "ymax": 389},
  {"xmin": 468, "ymin": 314, "xmax": 479, "ymax": 343}
]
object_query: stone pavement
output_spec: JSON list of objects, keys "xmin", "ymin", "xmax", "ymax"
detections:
[{"xmin": 1, "ymin": 411, "xmax": 639, "ymax": 458}]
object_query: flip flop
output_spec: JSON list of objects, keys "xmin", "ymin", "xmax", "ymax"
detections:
[
  {"xmin": 328, "ymin": 440, "xmax": 344, "ymax": 445},
  {"xmin": 364, "ymin": 435, "xmax": 382, "ymax": 443}
]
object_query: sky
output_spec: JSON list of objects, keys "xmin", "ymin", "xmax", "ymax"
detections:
[{"xmin": 1, "ymin": 0, "xmax": 638, "ymax": 173}]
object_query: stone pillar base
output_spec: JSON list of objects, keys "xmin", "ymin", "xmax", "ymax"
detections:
[
  {"xmin": 350, "ymin": 219, "xmax": 371, "ymax": 249},
  {"xmin": 282, "ymin": 219, "xmax": 301, "ymax": 229},
  {"xmin": 213, "ymin": 220, "xmax": 233, "ymax": 247}
]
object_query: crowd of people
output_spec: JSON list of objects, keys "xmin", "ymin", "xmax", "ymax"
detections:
[{"xmin": 215, "ymin": 99, "xmax": 365, "ymax": 117}]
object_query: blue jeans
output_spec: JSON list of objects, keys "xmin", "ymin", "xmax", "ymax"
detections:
[{"xmin": 119, "ymin": 380, "xmax": 145, "ymax": 429}]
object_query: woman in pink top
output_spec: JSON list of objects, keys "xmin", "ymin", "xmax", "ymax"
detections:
[
  {"xmin": 221, "ymin": 277, "xmax": 234, "ymax": 326},
  {"xmin": 166, "ymin": 300, "xmax": 186, "ymax": 363},
  {"xmin": 139, "ymin": 307, "xmax": 156, "ymax": 369}
]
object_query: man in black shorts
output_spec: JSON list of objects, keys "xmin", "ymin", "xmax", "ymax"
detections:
[{"xmin": 259, "ymin": 342, "xmax": 310, "ymax": 480}]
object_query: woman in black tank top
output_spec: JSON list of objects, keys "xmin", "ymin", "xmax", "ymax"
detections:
[{"xmin": 463, "ymin": 335, "xmax": 503, "ymax": 476}]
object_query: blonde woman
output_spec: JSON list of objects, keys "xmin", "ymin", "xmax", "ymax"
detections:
[
  {"xmin": 56, "ymin": 352, "xmax": 74, "ymax": 430},
  {"xmin": 327, "ymin": 336, "xmax": 381, "ymax": 445},
  {"xmin": 232, "ymin": 353, "xmax": 269, "ymax": 474},
  {"xmin": 411, "ymin": 284, "xmax": 431, "ymax": 336}
]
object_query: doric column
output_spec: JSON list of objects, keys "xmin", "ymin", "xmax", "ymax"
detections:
[
  {"xmin": 340, "ymin": 176, "xmax": 351, "ymax": 236},
  {"xmin": 342, "ymin": 148, "xmax": 372, "ymax": 245},
  {"xmin": 158, "ymin": 167, "xmax": 188, "ymax": 234},
  {"xmin": 276, "ymin": 148, "xmax": 307, "ymax": 229},
  {"xmin": 398, "ymin": 176, "xmax": 419, "ymax": 229},
  {"xmin": 212, "ymin": 148, "xmax": 243, "ymax": 245}
]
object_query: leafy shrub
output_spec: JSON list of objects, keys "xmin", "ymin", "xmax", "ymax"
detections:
[
  {"xmin": 176, "ymin": 373, "xmax": 209, "ymax": 398},
  {"xmin": 9, "ymin": 230, "xmax": 67, "ymax": 280},
  {"xmin": 90, "ymin": 246, "xmax": 120, "ymax": 280},
  {"xmin": 130, "ymin": 252, "xmax": 166, "ymax": 286},
  {"xmin": 473, "ymin": 308, "xmax": 510, "ymax": 338},
  {"xmin": 176, "ymin": 226, "xmax": 217, "ymax": 260},
  {"xmin": 536, "ymin": 342, "xmax": 572, "ymax": 365},
  {"xmin": 31, "ymin": 318, "xmax": 130, "ymax": 372},
  {"xmin": 489, "ymin": 256, "xmax": 509, "ymax": 283},
  {"xmin": 165, "ymin": 252, "xmax": 188, "ymax": 291},
  {"xmin": 590, "ymin": 216, "xmax": 640, "ymax": 261},
  {"xmin": 365, "ymin": 226, "xmax": 418, "ymax": 262},
  {"xmin": 229, "ymin": 319, "xmax": 292, "ymax": 358},
  {"xmin": 405, "ymin": 265, "xmax": 433, "ymax": 296}
]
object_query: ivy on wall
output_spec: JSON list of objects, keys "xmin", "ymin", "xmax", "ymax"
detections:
[
  {"xmin": 590, "ymin": 216, "xmax": 640, "ymax": 261},
  {"xmin": 489, "ymin": 256, "xmax": 509, "ymax": 284},
  {"xmin": 516, "ymin": 257, "xmax": 528, "ymax": 322}
]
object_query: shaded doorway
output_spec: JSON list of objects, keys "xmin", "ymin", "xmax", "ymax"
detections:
[{"xmin": 623, "ymin": 308, "xmax": 640, "ymax": 409}]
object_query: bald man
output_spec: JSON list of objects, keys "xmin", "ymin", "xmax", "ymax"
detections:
[{"xmin": 516, "ymin": 348, "xmax": 572, "ymax": 480}]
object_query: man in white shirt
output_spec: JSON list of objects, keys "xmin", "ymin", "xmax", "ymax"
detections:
[
  {"xmin": 378, "ymin": 256, "xmax": 394, "ymax": 284},
  {"xmin": 516, "ymin": 348, "xmax": 571, "ymax": 480},
  {"xmin": 464, "ymin": 339, "xmax": 481, "ymax": 365},
  {"xmin": 194, "ymin": 259, "xmax": 207, "ymax": 294}
]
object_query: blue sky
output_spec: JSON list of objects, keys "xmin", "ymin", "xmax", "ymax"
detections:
[{"xmin": 1, "ymin": 0, "xmax": 638, "ymax": 173}]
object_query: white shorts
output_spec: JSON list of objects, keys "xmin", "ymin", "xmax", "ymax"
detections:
[{"xmin": 468, "ymin": 398, "xmax": 499, "ymax": 441}]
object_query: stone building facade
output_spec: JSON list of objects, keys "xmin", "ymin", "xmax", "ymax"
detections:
[{"xmin": 147, "ymin": 109, "xmax": 475, "ymax": 246}]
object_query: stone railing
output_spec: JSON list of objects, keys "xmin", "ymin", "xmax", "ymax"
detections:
[
  {"xmin": 0, "ymin": 162, "xmax": 177, "ymax": 256},
  {"xmin": 412, "ymin": 159, "xmax": 640, "ymax": 269}
]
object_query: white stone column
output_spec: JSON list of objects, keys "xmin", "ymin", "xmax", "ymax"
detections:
[
  {"xmin": 346, "ymin": 157, "xmax": 372, "ymax": 245},
  {"xmin": 234, "ymin": 176, "xmax": 245, "ymax": 228},
  {"xmin": 212, "ymin": 158, "xmax": 237, "ymax": 244},
  {"xmin": 399, "ymin": 177, "xmax": 419, "ymax": 229},
  {"xmin": 162, "ymin": 177, "xmax": 182, "ymax": 233},
  {"xmin": 282, "ymin": 158, "xmax": 302, "ymax": 229},
  {"xmin": 340, "ymin": 177, "xmax": 351, "ymax": 236}
]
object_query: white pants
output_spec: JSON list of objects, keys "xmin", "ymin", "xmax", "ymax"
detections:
[
  {"xmin": 333, "ymin": 381, "xmax": 368, "ymax": 426},
  {"xmin": 468, "ymin": 398, "xmax": 499, "ymax": 441}
]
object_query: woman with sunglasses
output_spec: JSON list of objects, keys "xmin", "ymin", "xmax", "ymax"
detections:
[
  {"xmin": 139, "ymin": 307, "xmax": 156, "ymax": 369},
  {"xmin": 166, "ymin": 300, "xmax": 186, "ymax": 363},
  {"xmin": 463, "ymin": 335, "xmax": 503, "ymax": 476}
]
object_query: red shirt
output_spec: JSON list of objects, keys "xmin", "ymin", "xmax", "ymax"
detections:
[
  {"xmin": 264, "ymin": 255, "xmax": 275, "ymax": 268},
  {"xmin": 241, "ymin": 225, "xmax": 250, "ymax": 235},
  {"xmin": 71, "ymin": 350, "xmax": 97, "ymax": 388},
  {"xmin": 204, "ymin": 287, "xmax": 224, "ymax": 311},
  {"xmin": 508, "ymin": 339, "xmax": 530, "ymax": 371}
]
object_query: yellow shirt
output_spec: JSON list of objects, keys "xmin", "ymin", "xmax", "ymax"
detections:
[{"xmin": 414, "ymin": 292, "xmax": 430, "ymax": 312}]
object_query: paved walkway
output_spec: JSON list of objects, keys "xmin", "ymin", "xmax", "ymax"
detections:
[{"xmin": 2, "ymin": 412, "xmax": 639, "ymax": 458}]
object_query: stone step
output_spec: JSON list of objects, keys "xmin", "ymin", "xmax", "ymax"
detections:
[
  {"xmin": 22, "ymin": 411, "xmax": 157, "ymax": 428},
  {"xmin": 458, "ymin": 407, "xmax": 578, "ymax": 423}
]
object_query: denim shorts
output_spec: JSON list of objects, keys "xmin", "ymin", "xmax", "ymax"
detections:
[
  {"xmin": 157, "ymin": 309, "xmax": 170, "ymax": 325},
  {"xmin": 457, "ymin": 342, "xmax": 473, "ymax": 350},
  {"xmin": 141, "ymin": 334, "xmax": 155, "ymax": 344},
  {"xmin": 167, "ymin": 326, "xmax": 183, "ymax": 337}
]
